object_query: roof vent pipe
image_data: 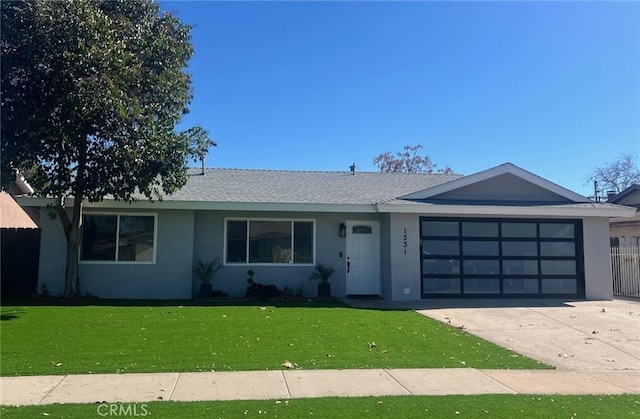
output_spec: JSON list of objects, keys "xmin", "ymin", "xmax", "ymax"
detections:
[{"xmin": 349, "ymin": 163, "xmax": 356, "ymax": 175}]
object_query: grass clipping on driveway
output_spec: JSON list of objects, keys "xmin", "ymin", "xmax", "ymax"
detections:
[{"xmin": 0, "ymin": 302, "xmax": 548, "ymax": 376}]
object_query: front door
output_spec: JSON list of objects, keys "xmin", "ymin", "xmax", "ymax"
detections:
[{"xmin": 346, "ymin": 220, "xmax": 380, "ymax": 295}]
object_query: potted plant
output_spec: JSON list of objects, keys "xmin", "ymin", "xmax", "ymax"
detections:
[
  {"xmin": 310, "ymin": 263, "xmax": 335, "ymax": 298},
  {"xmin": 193, "ymin": 257, "xmax": 222, "ymax": 298}
]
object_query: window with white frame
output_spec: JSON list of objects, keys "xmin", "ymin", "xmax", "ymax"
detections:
[
  {"xmin": 225, "ymin": 219, "xmax": 314, "ymax": 264},
  {"xmin": 81, "ymin": 213, "xmax": 156, "ymax": 262}
]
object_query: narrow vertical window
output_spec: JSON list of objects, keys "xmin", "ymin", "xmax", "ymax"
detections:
[
  {"xmin": 82, "ymin": 215, "xmax": 117, "ymax": 261},
  {"xmin": 226, "ymin": 220, "xmax": 248, "ymax": 263}
]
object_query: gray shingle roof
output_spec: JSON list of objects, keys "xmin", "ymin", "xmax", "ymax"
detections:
[{"xmin": 168, "ymin": 168, "xmax": 462, "ymax": 205}]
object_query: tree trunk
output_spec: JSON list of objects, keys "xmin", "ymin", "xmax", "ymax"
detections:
[{"xmin": 63, "ymin": 196, "xmax": 82, "ymax": 299}]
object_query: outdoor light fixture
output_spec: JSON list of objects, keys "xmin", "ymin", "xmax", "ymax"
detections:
[{"xmin": 339, "ymin": 223, "xmax": 347, "ymax": 238}]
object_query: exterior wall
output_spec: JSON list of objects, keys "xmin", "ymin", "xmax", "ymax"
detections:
[
  {"xmin": 37, "ymin": 209, "xmax": 194, "ymax": 299},
  {"xmin": 379, "ymin": 213, "xmax": 392, "ymax": 300},
  {"xmin": 192, "ymin": 210, "xmax": 382, "ymax": 298},
  {"xmin": 35, "ymin": 205, "xmax": 617, "ymax": 301},
  {"xmin": 388, "ymin": 213, "xmax": 422, "ymax": 301},
  {"xmin": 582, "ymin": 217, "xmax": 614, "ymax": 300},
  {"xmin": 37, "ymin": 211, "xmax": 68, "ymax": 295},
  {"xmin": 385, "ymin": 213, "xmax": 615, "ymax": 301}
]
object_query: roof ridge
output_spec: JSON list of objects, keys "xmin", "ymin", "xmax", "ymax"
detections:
[{"xmin": 189, "ymin": 167, "xmax": 462, "ymax": 176}]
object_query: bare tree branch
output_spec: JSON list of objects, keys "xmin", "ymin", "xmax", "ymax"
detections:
[{"xmin": 586, "ymin": 152, "xmax": 640, "ymax": 195}]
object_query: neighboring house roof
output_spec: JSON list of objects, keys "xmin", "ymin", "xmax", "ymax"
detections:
[
  {"xmin": 608, "ymin": 184, "xmax": 640, "ymax": 227},
  {"xmin": 0, "ymin": 192, "xmax": 38, "ymax": 229},
  {"xmin": 607, "ymin": 184, "xmax": 640, "ymax": 207}
]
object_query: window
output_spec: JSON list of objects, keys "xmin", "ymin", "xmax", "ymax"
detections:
[
  {"xmin": 225, "ymin": 219, "xmax": 314, "ymax": 264},
  {"xmin": 352, "ymin": 225, "xmax": 372, "ymax": 234},
  {"xmin": 81, "ymin": 214, "xmax": 156, "ymax": 263}
]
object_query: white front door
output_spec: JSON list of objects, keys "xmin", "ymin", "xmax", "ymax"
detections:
[{"xmin": 346, "ymin": 220, "xmax": 381, "ymax": 295}]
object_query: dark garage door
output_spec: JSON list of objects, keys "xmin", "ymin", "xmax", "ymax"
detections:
[{"xmin": 420, "ymin": 217, "xmax": 584, "ymax": 298}]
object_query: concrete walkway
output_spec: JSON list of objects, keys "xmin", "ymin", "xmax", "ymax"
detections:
[
  {"xmin": 1, "ymin": 368, "xmax": 638, "ymax": 406},
  {"xmin": 2, "ymin": 298, "xmax": 639, "ymax": 406}
]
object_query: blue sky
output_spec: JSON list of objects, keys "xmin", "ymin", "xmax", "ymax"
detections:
[{"xmin": 161, "ymin": 1, "xmax": 639, "ymax": 197}]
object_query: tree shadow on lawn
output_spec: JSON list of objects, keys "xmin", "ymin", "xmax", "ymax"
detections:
[{"xmin": 0, "ymin": 308, "xmax": 26, "ymax": 321}]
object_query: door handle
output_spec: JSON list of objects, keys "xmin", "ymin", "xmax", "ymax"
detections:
[{"xmin": 347, "ymin": 258, "xmax": 350, "ymax": 273}]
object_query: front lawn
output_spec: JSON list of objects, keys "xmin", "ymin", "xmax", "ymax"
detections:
[
  {"xmin": 0, "ymin": 301, "xmax": 547, "ymax": 376},
  {"xmin": 2, "ymin": 395, "xmax": 638, "ymax": 418}
]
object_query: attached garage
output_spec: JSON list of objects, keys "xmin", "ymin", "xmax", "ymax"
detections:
[
  {"xmin": 380, "ymin": 164, "xmax": 635, "ymax": 301},
  {"xmin": 420, "ymin": 217, "xmax": 583, "ymax": 298}
]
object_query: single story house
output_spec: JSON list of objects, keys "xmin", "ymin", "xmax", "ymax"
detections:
[{"xmin": 18, "ymin": 163, "xmax": 636, "ymax": 301}]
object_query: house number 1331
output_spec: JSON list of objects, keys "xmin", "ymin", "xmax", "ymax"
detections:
[{"xmin": 403, "ymin": 228, "xmax": 407, "ymax": 254}]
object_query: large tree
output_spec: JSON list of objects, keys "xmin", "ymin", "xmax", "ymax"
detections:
[
  {"xmin": 1, "ymin": 0, "xmax": 208, "ymax": 298},
  {"xmin": 373, "ymin": 145, "xmax": 453, "ymax": 174},
  {"xmin": 586, "ymin": 152, "xmax": 640, "ymax": 198}
]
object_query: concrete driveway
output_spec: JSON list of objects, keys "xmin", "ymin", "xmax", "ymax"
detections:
[{"xmin": 405, "ymin": 298, "xmax": 640, "ymax": 371}]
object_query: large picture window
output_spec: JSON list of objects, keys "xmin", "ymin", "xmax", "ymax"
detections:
[
  {"xmin": 420, "ymin": 218, "xmax": 583, "ymax": 298},
  {"xmin": 225, "ymin": 219, "xmax": 314, "ymax": 265},
  {"xmin": 81, "ymin": 214, "xmax": 156, "ymax": 263}
]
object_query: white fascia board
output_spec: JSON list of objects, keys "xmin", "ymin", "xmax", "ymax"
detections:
[
  {"xmin": 376, "ymin": 202, "xmax": 637, "ymax": 218},
  {"xmin": 92, "ymin": 201, "xmax": 380, "ymax": 213},
  {"xmin": 14, "ymin": 196, "xmax": 379, "ymax": 213},
  {"xmin": 401, "ymin": 163, "xmax": 591, "ymax": 203},
  {"xmin": 14, "ymin": 196, "xmax": 53, "ymax": 207}
]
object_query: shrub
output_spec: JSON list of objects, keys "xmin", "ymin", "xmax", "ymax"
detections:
[{"xmin": 245, "ymin": 270, "xmax": 283, "ymax": 298}]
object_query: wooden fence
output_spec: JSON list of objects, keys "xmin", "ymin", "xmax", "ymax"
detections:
[{"xmin": 611, "ymin": 246, "xmax": 640, "ymax": 297}]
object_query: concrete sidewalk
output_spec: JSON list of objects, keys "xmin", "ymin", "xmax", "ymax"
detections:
[{"xmin": 1, "ymin": 368, "xmax": 638, "ymax": 406}]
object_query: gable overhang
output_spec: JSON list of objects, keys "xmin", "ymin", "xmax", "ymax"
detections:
[{"xmin": 401, "ymin": 163, "xmax": 591, "ymax": 203}]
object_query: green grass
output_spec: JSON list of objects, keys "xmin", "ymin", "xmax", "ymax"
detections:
[
  {"xmin": 0, "ymin": 301, "xmax": 547, "ymax": 376},
  {"xmin": 2, "ymin": 395, "xmax": 638, "ymax": 418}
]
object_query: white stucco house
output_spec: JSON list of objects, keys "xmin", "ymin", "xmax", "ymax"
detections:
[{"xmin": 18, "ymin": 162, "xmax": 636, "ymax": 301}]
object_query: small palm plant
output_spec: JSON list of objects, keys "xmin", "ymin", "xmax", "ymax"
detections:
[
  {"xmin": 310, "ymin": 263, "xmax": 335, "ymax": 298},
  {"xmin": 194, "ymin": 258, "xmax": 222, "ymax": 298},
  {"xmin": 309, "ymin": 263, "xmax": 335, "ymax": 284},
  {"xmin": 193, "ymin": 257, "xmax": 223, "ymax": 284}
]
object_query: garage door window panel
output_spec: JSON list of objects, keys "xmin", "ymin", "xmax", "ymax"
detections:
[
  {"xmin": 423, "ymin": 278, "xmax": 461, "ymax": 294},
  {"xmin": 463, "ymin": 241, "xmax": 499, "ymax": 256}
]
